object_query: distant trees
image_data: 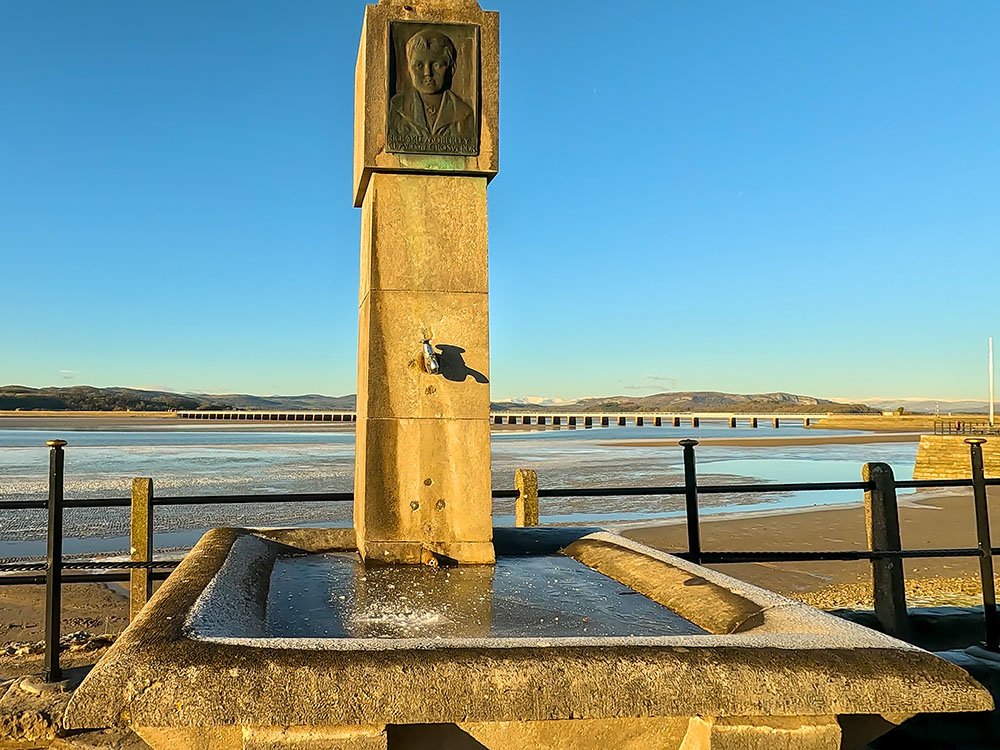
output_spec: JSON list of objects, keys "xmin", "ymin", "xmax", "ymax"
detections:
[{"xmin": 0, "ymin": 386, "xmax": 224, "ymax": 412}]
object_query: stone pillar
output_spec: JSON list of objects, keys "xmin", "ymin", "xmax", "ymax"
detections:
[
  {"xmin": 129, "ymin": 478, "xmax": 153, "ymax": 622},
  {"xmin": 514, "ymin": 469, "xmax": 539, "ymax": 527},
  {"xmin": 864, "ymin": 462, "xmax": 909, "ymax": 638},
  {"xmin": 354, "ymin": 0, "xmax": 500, "ymax": 565},
  {"xmin": 803, "ymin": 417, "xmax": 811, "ymax": 427},
  {"xmin": 772, "ymin": 417, "xmax": 780, "ymax": 428}
]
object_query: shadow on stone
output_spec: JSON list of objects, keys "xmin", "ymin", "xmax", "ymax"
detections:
[
  {"xmin": 435, "ymin": 344, "xmax": 488, "ymax": 384},
  {"xmin": 388, "ymin": 723, "xmax": 489, "ymax": 749}
]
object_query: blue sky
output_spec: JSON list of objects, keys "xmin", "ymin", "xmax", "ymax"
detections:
[{"xmin": 2, "ymin": 1, "xmax": 997, "ymax": 401}]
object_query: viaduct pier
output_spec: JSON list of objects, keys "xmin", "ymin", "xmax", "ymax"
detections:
[{"xmin": 176, "ymin": 410, "xmax": 829, "ymax": 428}]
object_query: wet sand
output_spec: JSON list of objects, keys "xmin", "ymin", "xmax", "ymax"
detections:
[
  {"xmin": 601, "ymin": 433, "xmax": 922, "ymax": 448},
  {"xmin": 620, "ymin": 486, "xmax": 1000, "ymax": 609},
  {"xmin": 0, "ymin": 581, "xmax": 129, "ymax": 646}
]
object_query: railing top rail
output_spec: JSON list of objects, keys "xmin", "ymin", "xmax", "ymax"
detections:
[{"xmin": 1, "ymin": 477, "xmax": 996, "ymax": 512}]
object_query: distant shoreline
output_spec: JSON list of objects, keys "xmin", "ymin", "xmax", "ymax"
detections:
[{"xmin": 600, "ymin": 433, "xmax": 922, "ymax": 448}]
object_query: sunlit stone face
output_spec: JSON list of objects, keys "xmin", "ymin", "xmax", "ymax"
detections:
[{"xmin": 408, "ymin": 46, "xmax": 452, "ymax": 95}]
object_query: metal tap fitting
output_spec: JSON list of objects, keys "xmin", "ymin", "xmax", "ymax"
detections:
[{"xmin": 421, "ymin": 339, "xmax": 440, "ymax": 375}]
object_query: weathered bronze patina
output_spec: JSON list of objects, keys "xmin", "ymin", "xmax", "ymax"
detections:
[{"xmin": 387, "ymin": 22, "xmax": 479, "ymax": 156}]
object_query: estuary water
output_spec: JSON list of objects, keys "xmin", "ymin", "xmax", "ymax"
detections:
[{"xmin": 0, "ymin": 424, "xmax": 917, "ymax": 560}]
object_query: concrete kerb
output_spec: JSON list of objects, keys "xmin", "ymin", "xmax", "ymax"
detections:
[{"xmin": 64, "ymin": 527, "xmax": 992, "ymax": 736}]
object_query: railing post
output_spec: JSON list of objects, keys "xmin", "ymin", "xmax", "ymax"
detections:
[
  {"xmin": 514, "ymin": 469, "xmax": 539, "ymax": 527},
  {"xmin": 679, "ymin": 439, "xmax": 701, "ymax": 564},
  {"xmin": 130, "ymin": 478, "xmax": 154, "ymax": 622},
  {"xmin": 863, "ymin": 462, "xmax": 909, "ymax": 638},
  {"xmin": 967, "ymin": 438, "xmax": 999, "ymax": 651},
  {"xmin": 44, "ymin": 439, "xmax": 67, "ymax": 683}
]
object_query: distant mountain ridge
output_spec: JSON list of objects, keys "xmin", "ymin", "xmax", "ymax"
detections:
[
  {"xmin": 491, "ymin": 391, "xmax": 875, "ymax": 414},
  {"xmin": 1, "ymin": 385, "xmax": 875, "ymax": 414}
]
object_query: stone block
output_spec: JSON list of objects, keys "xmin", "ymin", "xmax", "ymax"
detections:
[
  {"xmin": 357, "ymin": 289, "xmax": 489, "ymax": 421},
  {"xmin": 360, "ymin": 173, "xmax": 488, "ymax": 299},
  {"xmin": 243, "ymin": 724, "xmax": 387, "ymax": 749},
  {"xmin": 389, "ymin": 717, "xmax": 692, "ymax": 749},
  {"xmin": 135, "ymin": 726, "xmax": 242, "ymax": 750},
  {"xmin": 355, "ymin": 417, "xmax": 493, "ymax": 562},
  {"xmin": 680, "ymin": 716, "xmax": 840, "ymax": 749}
]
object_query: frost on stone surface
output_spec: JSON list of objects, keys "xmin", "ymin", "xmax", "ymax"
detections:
[{"xmin": 184, "ymin": 535, "xmax": 274, "ymax": 639}]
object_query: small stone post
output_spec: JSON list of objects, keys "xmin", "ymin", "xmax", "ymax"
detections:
[
  {"xmin": 130, "ymin": 478, "xmax": 154, "ymax": 622},
  {"xmin": 863, "ymin": 463, "xmax": 908, "ymax": 638},
  {"xmin": 515, "ymin": 469, "xmax": 539, "ymax": 527}
]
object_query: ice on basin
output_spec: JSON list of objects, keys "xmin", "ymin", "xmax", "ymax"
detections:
[{"xmin": 265, "ymin": 552, "xmax": 707, "ymax": 639}]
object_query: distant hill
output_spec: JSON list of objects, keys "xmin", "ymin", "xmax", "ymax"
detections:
[
  {"xmin": 191, "ymin": 393, "xmax": 357, "ymax": 411},
  {"xmin": 1, "ymin": 385, "xmax": 874, "ymax": 415},
  {"xmin": 492, "ymin": 391, "xmax": 876, "ymax": 414},
  {"xmin": 0, "ymin": 386, "xmax": 355, "ymax": 412},
  {"xmin": 849, "ymin": 398, "xmax": 990, "ymax": 415},
  {"xmin": 0, "ymin": 386, "xmax": 207, "ymax": 412}
]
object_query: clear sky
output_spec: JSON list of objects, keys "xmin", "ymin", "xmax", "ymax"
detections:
[{"xmin": 2, "ymin": 1, "xmax": 997, "ymax": 401}]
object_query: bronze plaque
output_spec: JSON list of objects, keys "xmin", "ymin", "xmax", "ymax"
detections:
[{"xmin": 387, "ymin": 21, "xmax": 480, "ymax": 156}]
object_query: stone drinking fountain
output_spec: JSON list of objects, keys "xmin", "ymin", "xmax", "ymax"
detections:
[{"xmin": 67, "ymin": 1, "xmax": 991, "ymax": 747}]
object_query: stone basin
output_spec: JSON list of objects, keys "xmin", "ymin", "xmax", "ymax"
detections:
[{"xmin": 66, "ymin": 526, "xmax": 992, "ymax": 749}]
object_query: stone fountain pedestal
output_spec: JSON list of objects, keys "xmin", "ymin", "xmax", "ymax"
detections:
[{"xmin": 353, "ymin": 0, "xmax": 499, "ymax": 566}]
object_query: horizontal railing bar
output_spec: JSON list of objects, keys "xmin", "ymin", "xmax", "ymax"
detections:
[
  {"xmin": 0, "ymin": 571, "xmax": 172, "ymax": 586},
  {"xmin": 152, "ymin": 493, "xmax": 354, "ymax": 506},
  {"xmin": 696, "ymin": 548, "xmax": 986, "ymax": 564},
  {"xmin": 1, "ymin": 477, "xmax": 995, "ymax": 513},
  {"xmin": 538, "ymin": 486, "xmax": 688, "ymax": 498},
  {"xmin": 0, "ymin": 561, "xmax": 180, "ymax": 572},
  {"xmin": 698, "ymin": 481, "xmax": 873, "ymax": 494}
]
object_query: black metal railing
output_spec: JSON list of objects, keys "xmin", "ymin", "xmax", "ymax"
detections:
[
  {"xmin": 2, "ymin": 437, "xmax": 998, "ymax": 682},
  {"xmin": 935, "ymin": 419, "xmax": 1000, "ymax": 436}
]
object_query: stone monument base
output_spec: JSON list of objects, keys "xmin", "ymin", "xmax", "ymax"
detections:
[{"xmin": 65, "ymin": 527, "xmax": 991, "ymax": 750}]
